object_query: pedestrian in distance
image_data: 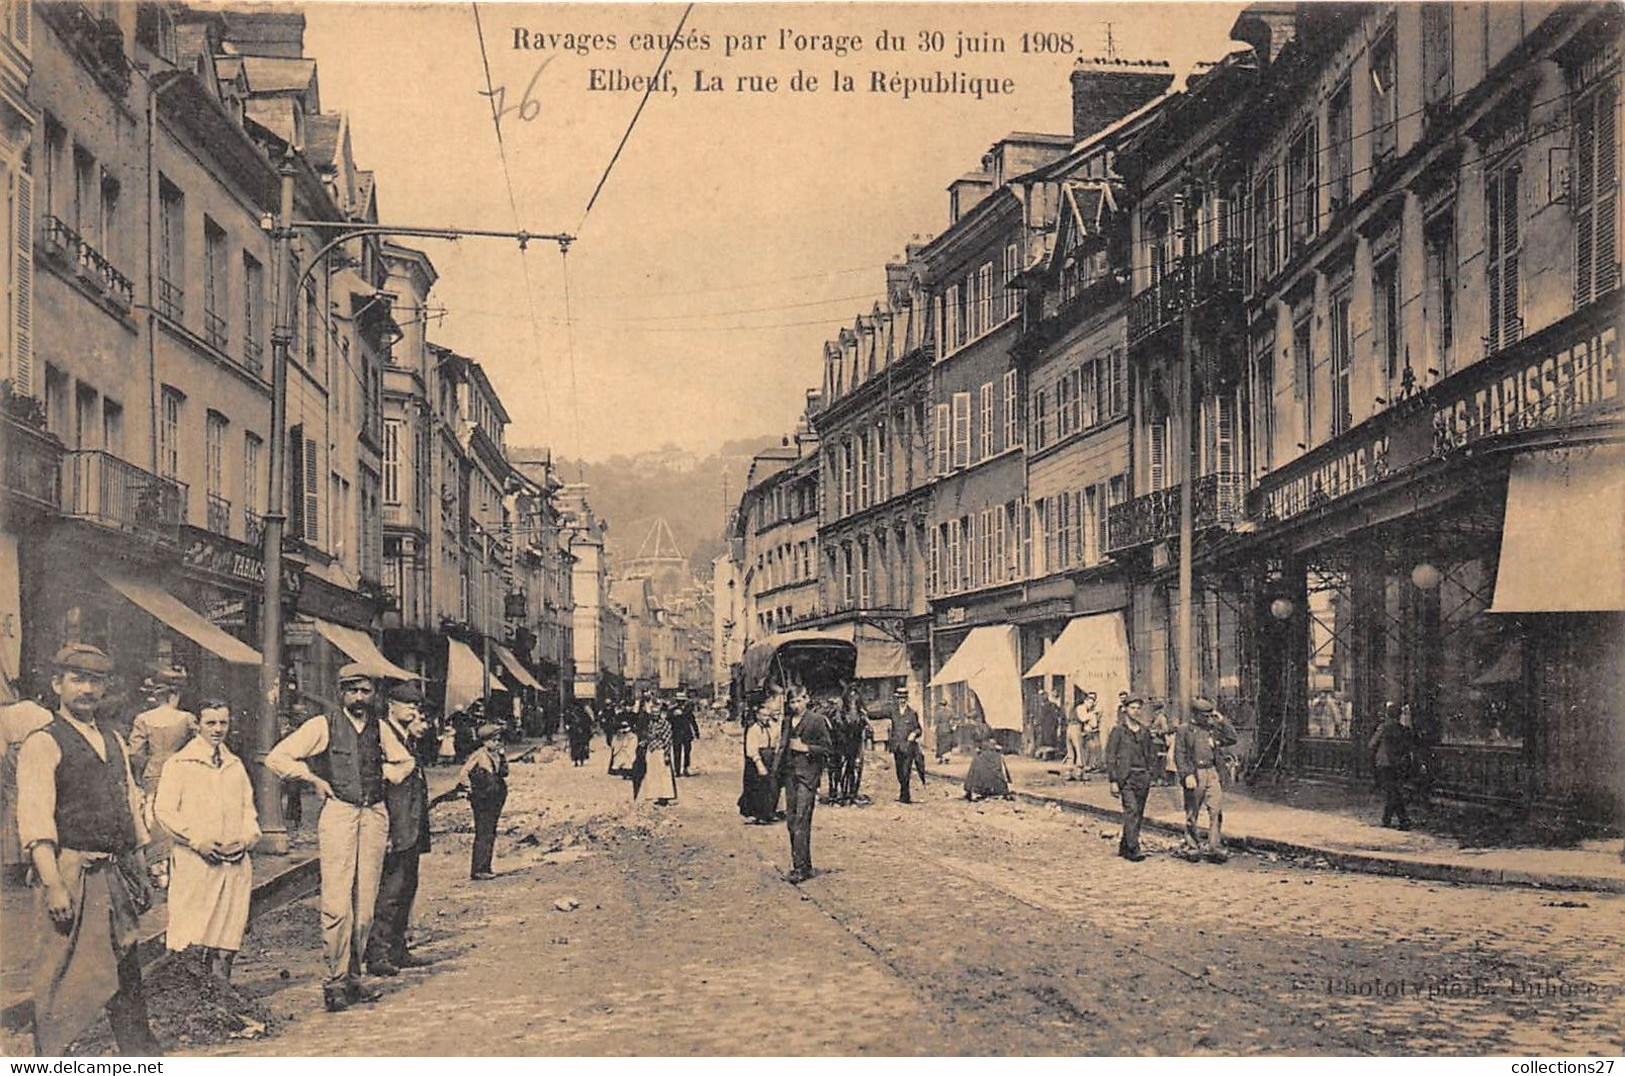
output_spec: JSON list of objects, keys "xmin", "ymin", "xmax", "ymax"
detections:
[
  {"xmin": 670, "ymin": 694, "xmax": 700, "ymax": 776},
  {"xmin": 267, "ymin": 663, "xmax": 416, "ymax": 1012},
  {"xmin": 773, "ymin": 687, "xmax": 831, "ymax": 884},
  {"xmin": 1175, "ymin": 696, "xmax": 1238, "ymax": 863},
  {"xmin": 1368, "ymin": 701, "xmax": 1414, "ymax": 829},
  {"xmin": 1106, "ymin": 694, "xmax": 1157, "ymax": 861},
  {"xmin": 887, "ymin": 685, "xmax": 926, "ymax": 803},
  {"xmin": 458, "ymin": 723, "xmax": 509, "ymax": 880},
  {"xmin": 933, "ymin": 699, "xmax": 954, "ymax": 763},
  {"xmin": 567, "ymin": 703, "xmax": 596, "ymax": 767},
  {"xmin": 17, "ymin": 644, "xmax": 161, "ymax": 1056},
  {"xmin": 126, "ymin": 667, "xmax": 195, "ymax": 890},
  {"xmin": 365, "ymin": 681, "xmax": 433, "ymax": 976},
  {"xmin": 152, "ymin": 699, "xmax": 259, "ymax": 982},
  {"xmin": 963, "ymin": 718, "xmax": 1013, "ymax": 802}
]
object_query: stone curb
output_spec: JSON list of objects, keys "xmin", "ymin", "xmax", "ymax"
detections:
[{"xmin": 933, "ymin": 768, "xmax": 1625, "ymax": 895}]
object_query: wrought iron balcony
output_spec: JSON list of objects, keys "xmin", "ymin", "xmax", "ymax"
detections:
[
  {"xmin": 205, "ymin": 492, "xmax": 232, "ymax": 535},
  {"xmin": 244, "ymin": 507, "xmax": 266, "ymax": 548},
  {"xmin": 2, "ymin": 415, "xmax": 63, "ymax": 511},
  {"xmin": 157, "ymin": 278, "xmax": 184, "ymax": 321},
  {"xmin": 40, "ymin": 215, "xmax": 133, "ymax": 309},
  {"xmin": 1127, "ymin": 240, "xmax": 1245, "ymax": 346},
  {"xmin": 63, "ymin": 451, "xmax": 186, "ymax": 539},
  {"xmin": 1105, "ymin": 471, "xmax": 1246, "ymax": 553}
]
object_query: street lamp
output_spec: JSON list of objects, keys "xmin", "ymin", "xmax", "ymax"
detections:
[{"xmin": 253, "ymin": 148, "xmax": 572, "ymax": 853}]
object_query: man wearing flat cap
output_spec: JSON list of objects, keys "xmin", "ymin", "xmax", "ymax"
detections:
[
  {"xmin": 1175, "ymin": 696, "xmax": 1238, "ymax": 862},
  {"xmin": 17, "ymin": 644, "xmax": 161, "ymax": 1055},
  {"xmin": 1106, "ymin": 693, "xmax": 1157, "ymax": 861},
  {"xmin": 457, "ymin": 722, "xmax": 509, "ymax": 880},
  {"xmin": 267, "ymin": 663, "xmax": 415, "ymax": 1011},
  {"xmin": 365, "ymin": 680, "xmax": 432, "ymax": 975}
]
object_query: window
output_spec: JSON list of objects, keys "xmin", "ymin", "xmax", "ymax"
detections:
[
  {"xmin": 1573, "ymin": 79, "xmax": 1620, "ymax": 308},
  {"xmin": 934, "ymin": 402, "xmax": 950, "ymax": 475},
  {"xmin": 74, "ymin": 382, "xmax": 97, "ymax": 450},
  {"xmin": 1082, "ymin": 485, "xmax": 1100, "ymax": 565},
  {"xmin": 203, "ymin": 218, "xmax": 227, "ymax": 349},
  {"xmin": 71, "ymin": 145, "xmax": 94, "ymax": 239},
  {"xmin": 874, "ymin": 420, "xmax": 890, "ymax": 501},
  {"xmin": 1251, "ymin": 331, "xmax": 1275, "ymax": 477},
  {"xmin": 1148, "ymin": 418, "xmax": 1168, "ymax": 492},
  {"xmin": 159, "ymin": 387, "xmax": 182, "ymax": 479},
  {"xmin": 244, "ymin": 432, "xmax": 262, "ymax": 516},
  {"xmin": 1055, "ymin": 491, "xmax": 1074, "ymax": 570},
  {"xmin": 98, "ymin": 172, "xmax": 118, "ymax": 263},
  {"xmin": 1370, "ymin": 31, "xmax": 1398, "ymax": 166},
  {"xmin": 947, "ymin": 520, "xmax": 962, "ymax": 594},
  {"xmin": 1424, "ymin": 216, "xmax": 1456, "ymax": 371},
  {"xmin": 242, "ymin": 253, "xmax": 263, "ymax": 373},
  {"xmin": 841, "ymin": 438, "xmax": 855, "ymax": 515},
  {"xmin": 1374, "ymin": 255, "xmax": 1401, "ymax": 386},
  {"xmin": 157, "ymin": 177, "xmax": 183, "ymax": 319},
  {"xmin": 856, "ymin": 431, "xmax": 870, "ymax": 509},
  {"xmin": 944, "ymin": 284, "xmax": 962, "ymax": 349},
  {"xmin": 858, "ymin": 539, "xmax": 871, "ymax": 606},
  {"xmin": 1286, "ymin": 123, "xmax": 1317, "ymax": 247},
  {"xmin": 101, "ymin": 398, "xmax": 122, "ymax": 457},
  {"xmin": 41, "ymin": 118, "xmax": 63, "ymax": 225},
  {"xmin": 1293, "ymin": 314, "xmax": 1314, "ymax": 444},
  {"xmin": 1002, "ymin": 369, "xmax": 1019, "ymax": 448},
  {"xmin": 1030, "ymin": 385, "xmax": 1049, "ymax": 450},
  {"xmin": 1056, "ymin": 369, "xmax": 1077, "ymax": 439},
  {"xmin": 43, "ymin": 364, "xmax": 67, "ymax": 438},
  {"xmin": 304, "ymin": 286, "xmax": 319, "ymax": 372},
  {"xmin": 979, "ymin": 381, "xmax": 994, "ymax": 459},
  {"xmin": 1001, "ymin": 241, "xmax": 1019, "ymax": 321},
  {"xmin": 1328, "ymin": 82, "xmax": 1352, "ymax": 212},
  {"xmin": 1486, "ymin": 158, "xmax": 1523, "ymax": 353},
  {"xmin": 383, "ymin": 419, "xmax": 403, "ymax": 503},
  {"xmin": 205, "ymin": 412, "xmax": 227, "ymax": 528},
  {"xmin": 976, "ymin": 262, "xmax": 993, "ymax": 335},
  {"xmin": 951, "ymin": 391, "xmax": 971, "ymax": 469},
  {"xmin": 1251, "ymin": 167, "xmax": 1280, "ymax": 286},
  {"xmin": 1421, "ymin": 4, "xmax": 1453, "ymax": 108},
  {"xmin": 1329, "ymin": 287, "xmax": 1352, "ymax": 437}
]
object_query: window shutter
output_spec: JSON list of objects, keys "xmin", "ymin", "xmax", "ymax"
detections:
[
  {"xmin": 1597, "ymin": 87, "xmax": 1619, "ymax": 297},
  {"xmin": 288, "ymin": 431, "xmax": 305, "ymax": 539},
  {"xmin": 12, "ymin": 170, "xmax": 32, "ymax": 396},
  {"xmin": 934, "ymin": 402, "xmax": 950, "ymax": 475},
  {"xmin": 1487, "ymin": 174, "xmax": 1502, "ymax": 351},
  {"xmin": 304, "ymin": 436, "xmax": 320, "ymax": 543},
  {"xmin": 1149, "ymin": 420, "xmax": 1167, "ymax": 491},
  {"xmin": 1502, "ymin": 166, "xmax": 1520, "ymax": 346},
  {"xmin": 952, "ymin": 391, "xmax": 971, "ymax": 470}
]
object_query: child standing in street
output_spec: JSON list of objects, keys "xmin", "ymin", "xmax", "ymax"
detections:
[{"xmin": 457, "ymin": 724, "xmax": 508, "ymax": 880}]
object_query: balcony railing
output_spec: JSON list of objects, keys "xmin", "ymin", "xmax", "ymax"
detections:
[
  {"xmin": 204, "ymin": 308, "xmax": 229, "ymax": 351},
  {"xmin": 1127, "ymin": 240, "xmax": 1245, "ymax": 345},
  {"xmin": 205, "ymin": 492, "xmax": 232, "ymax": 535},
  {"xmin": 157, "ymin": 278, "xmax": 184, "ymax": 321},
  {"xmin": 1105, "ymin": 471, "xmax": 1246, "ymax": 553},
  {"xmin": 40, "ymin": 216, "xmax": 134, "ymax": 310},
  {"xmin": 244, "ymin": 507, "xmax": 266, "ymax": 548},
  {"xmin": 64, "ymin": 451, "xmax": 186, "ymax": 539},
  {"xmin": 2, "ymin": 416, "xmax": 63, "ymax": 510},
  {"xmin": 243, "ymin": 337, "xmax": 264, "ymax": 377}
]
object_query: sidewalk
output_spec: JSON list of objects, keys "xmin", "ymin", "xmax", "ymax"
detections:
[
  {"xmin": 926, "ymin": 752, "xmax": 1625, "ymax": 893},
  {"xmin": 1, "ymin": 744, "xmax": 541, "ymax": 1033}
]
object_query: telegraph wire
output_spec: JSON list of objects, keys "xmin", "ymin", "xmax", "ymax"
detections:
[
  {"xmin": 560, "ymin": 247, "xmax": 586, "ymax": 480},
  {"xmin": 577, "ymin": 2, "xmax": 694, "ymax": 236}
]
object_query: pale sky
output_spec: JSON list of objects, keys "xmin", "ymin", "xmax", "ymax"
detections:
[{"xmin": 302, "ymin": 2, "xmax": 1248, "ymax": 461}]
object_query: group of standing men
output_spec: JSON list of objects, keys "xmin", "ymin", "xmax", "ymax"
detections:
[{"xmin": 1106, "ymin": 694, "xmax": 1237, "ymax": 863}]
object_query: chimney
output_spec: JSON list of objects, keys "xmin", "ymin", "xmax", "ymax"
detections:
[
  {"xmin": 885, "ymin": 259, "xmax": 912, "ymax": 305},
  {"xmin": 1070, "ymin": 58, "xmax": 1176, "ymax": 142},
  {"xmin": 948, "ymin": 173, "xmax": 995, "ymax": 224}
]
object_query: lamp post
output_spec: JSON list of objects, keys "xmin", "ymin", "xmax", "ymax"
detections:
[{"xmin": 253, "ymin": 151, "xmax": 572, "ymax": 853}]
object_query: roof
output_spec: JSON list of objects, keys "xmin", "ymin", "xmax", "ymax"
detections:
[
  {"xmin": 304, "ymin": 112, "xmax": 341, "ymax": 168},
  {"xmin": 240, "ymin": 55, "xmax": 318, "ymax": 96}
]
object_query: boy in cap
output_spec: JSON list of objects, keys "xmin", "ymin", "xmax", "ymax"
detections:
[
  {"xmin": 1175, "ymin": 696, "xmax": 1238, "ymax": 862},
  {"xmin": 457, "ymin": 722, "xmax": 508, "ymax": 880},
  {"xmin": 366, "ymin": 680, "xmax": 432, "ymax": 974},
  {"xmin": 1106, "ymin": 693, "xmax": 1157, "ymax": 861},
  {"xmin": 17, "ymin": 644, "xmax": 160, "ymax": 1055},
  {"xmin": 267, "ymin": 663, "xmax": 416, "ymax": 1011}
]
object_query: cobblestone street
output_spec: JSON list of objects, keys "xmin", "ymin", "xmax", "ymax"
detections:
[{"xmin": 180, "ymin": 729, "xmax": 1623, "ymax": 1057}]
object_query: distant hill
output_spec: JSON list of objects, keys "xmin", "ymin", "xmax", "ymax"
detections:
[{"xmin": 522, "ymin": 435, "xmax": 782, "ymax": 580}]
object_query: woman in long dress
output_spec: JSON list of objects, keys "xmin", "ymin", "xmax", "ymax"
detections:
[
  {"xmin": 567, "ymin": 704, "xmax": 595, "ymax": 766},
  {"xmin": 635, "ymin": 703, "xmax": 678, "ymax": 804},
  {"xmin": 608, "ymin": 706, "xmax": 639, "ymax": 777},
  {"xmin": 153, "ymin": 699, "xmax": 260, "ymax": 981},
  {"xmin": 963, "ymin": 719, "xmax": 1013, "ymax": 801},
  {"xmin": 737, "ymin": 708, "xmax": 780, "ymax": 823}
]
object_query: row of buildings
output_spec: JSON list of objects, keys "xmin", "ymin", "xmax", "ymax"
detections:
[
  {"xmin": 0, "ymin": 5, "xmax": 627, "ymax": 745},
  {"xmin": 720, "ymin": 3, "xmax": 1622, "ymax": 827}
]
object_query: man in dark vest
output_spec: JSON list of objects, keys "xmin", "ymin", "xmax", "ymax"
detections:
[
  {"xmin": 772, "ymin": 688, "xmax": 831, "ymax": 884},
  {"xmin": 268, "ymin": 663, "xmax": 415, "ymax": 1012},
  {"xmin": 887, "ymin": 685, "xmax": 924, "ymax": 803},
  {"xmin": 1106, "ymin": 693, "xmax": 1158, "ymax": 862},
  {"xmin": 364, "ymin": 680, "xmax": 432, "ymax": 976},
  {"xmin": 16, "ymin": 644, "xmax": 160, "ymax": 1055}
]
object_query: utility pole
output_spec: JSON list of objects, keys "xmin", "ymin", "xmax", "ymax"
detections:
[
  {"xmin": 1176, "ymin": 179, "xmax": 1196, "ymax": 724},
  {"xmin": 252, "ymin": 151, "xmax": 572, "ymax": 853}
]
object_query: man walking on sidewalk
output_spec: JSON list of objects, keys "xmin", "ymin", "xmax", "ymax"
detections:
[
  {"xmin": 1105, "ymin": 694, "xmax": 1156, "ymax": 861},
  {"xmin": 268, "ymin": 664, "xmax": 415, "ymax": 1012},
  {"xmin": 1176, "ymin": 697, "xmax": 1238, "ymax": 863},
  {"xmin": 366, "ymin": 681, "xmax": 432, "ymax": 975},
  {"xmin": 887, "ymin": 686, "xmax": 924, "ymax": 803},
  {"xmin": 17, "ymin": 644, "xmax": 161, "ymax": 1056}
]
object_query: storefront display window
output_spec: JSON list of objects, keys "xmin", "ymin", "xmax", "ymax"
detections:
[
  {"xmin": 1303, "ymin": 568, "xmax": 1354, "ymax": 739},
  {"xmin": 1432, "ymin": 558, "xmax": 1524, "ymax": 747}
]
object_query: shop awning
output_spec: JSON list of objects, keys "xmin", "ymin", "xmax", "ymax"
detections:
[
  {"xmin": 493, "ymin": 644, "xmax": 543, "ymax": 690},
  {"xmin": 930, "ymin": 624, "xmax": 1022, "ymax": 731},
  {"xmin": 444, "ymin": 639, "xmax": 486, "ymax": 715},
  {"xmin": 1491, "ymin": 446, "xmax": 1625, "ymax": 613},
  {"xmin": 98, "ymin": 568, "xmax": 261, "ymax": 666},
  {"xmin": 1022, "ymin": 612, "xmax": 1130, "ymax": 699},
  {"xmin": 311, "ymin": 618, "xmax": 417, "ymax": 681}
]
